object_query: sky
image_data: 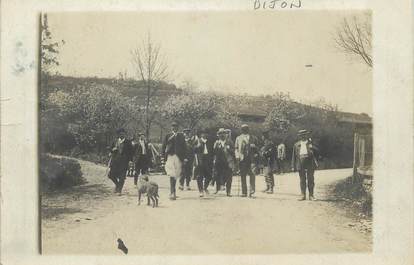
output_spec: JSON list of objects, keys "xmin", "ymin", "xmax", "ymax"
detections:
[{"xmin": 47, "ymin": 11, "xmax": 372, "ymax": 115}]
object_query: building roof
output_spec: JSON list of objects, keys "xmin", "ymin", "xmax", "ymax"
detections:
[{"xmin": 337, "ymin": 112, "xmax": 372, "ymax": 124}]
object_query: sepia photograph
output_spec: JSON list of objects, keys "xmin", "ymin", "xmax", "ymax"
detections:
[{"xmin": 39, "ymin": 11, "xmax": 374, "ymax": 255}]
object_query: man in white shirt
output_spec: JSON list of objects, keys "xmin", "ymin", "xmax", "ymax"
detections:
[
  {"xmin": 276, "ymin": 142, "xmax": 286, "ymax": 174},
  {"xmin": 195, "ymin": 130, "xmax": 213, "ymax": 197},
  {"xmin": 291, "ymin": 129, "xmax": 318, "ymax": 201},
  {"xmin": 133, "ymin": 133, "xmax": 150, "ymax": 185}
]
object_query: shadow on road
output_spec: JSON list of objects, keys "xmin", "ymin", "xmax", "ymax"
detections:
[
  {"xmin": 42, "ymin": 207, "xmax": 85, "ymax": 219},
  {"xmin": 41, "ymin": 183, "xmax": 113, "ymax": 220}
]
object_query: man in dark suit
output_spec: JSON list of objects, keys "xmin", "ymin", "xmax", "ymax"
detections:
[
  {"xmin": 179, "ymin": 128, "xmax": 197, "ymax": 191},
  {"xmin": 261, "ymin": 130, "xmax": 277, "ymax": 194},
  {"xmin": 133, "ymin": 133, "xmax": 151, "ymax": 185},
  {"xmin": 162, "ymin": 122, "xmax": 186, "ymax": 200},
  {"xmin": 291, "ymin": 129, "xmax": 319, "ymax": 201},
  {"xmin": 213, "ymin": 128, "xmax": 235, "ymax": 196},
  {"xmin": 108, "ymin": 128, "xmax": 134, "ymax": 195},
  {"xmin": 195, "ymin": 130, "xmax": 213, "ymax": 197}
]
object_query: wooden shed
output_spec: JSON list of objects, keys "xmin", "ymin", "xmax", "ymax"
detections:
[{"xmin": 337, "ymin": 112, "xmax": 373, "ymax": 179}]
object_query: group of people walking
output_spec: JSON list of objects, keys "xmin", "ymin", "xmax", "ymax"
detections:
[{"xmin": 107, "ymin": 122, "xmax": 319, "ymax": 202}]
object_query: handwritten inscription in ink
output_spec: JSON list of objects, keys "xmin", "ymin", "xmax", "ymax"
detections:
[{"xmin": 254, "ymin": 0, "xmax": 302, "ymax": 9}]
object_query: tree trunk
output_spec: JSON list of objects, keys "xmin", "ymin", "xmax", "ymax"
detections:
[{"xmin": 145, "ymin": 80, "xmax": 150, "ymax": 139}]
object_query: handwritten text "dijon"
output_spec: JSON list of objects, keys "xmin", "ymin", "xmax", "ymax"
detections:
[{"xmin": 254, "ymin": 0, "xmax": 302, "ymax": 9}]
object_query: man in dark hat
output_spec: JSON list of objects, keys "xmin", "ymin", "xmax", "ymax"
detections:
[
  {"xmin": 162, "ymin": 122, "xmax": 187, "ymax": 200},
  {"xmin": 179, "ymin": 128, "xmax": 197, "ymax": 191},
  {"xmin": 235, "ymin": 124, "xmax": 256, "ymax": 197},
  {"xmin": 133, "ymin": 132, "xmax": 151, "ymax": 185},
  {"xmin": 225, "ymin": 128, "xmax": 237, "ymax": 176},
  {"xmin": 194, "ymin": 129, "xmax": 213, "ymax": 197},
  {"xmin": 213, "ymin": 128, "xmax": 235, "ymax": 196},
  {"xmin": 261, "ymin": 130, "xmax": 277, "ymax": 193},
  {"xmin": 108, "ymin": 128, "xmax": 134, "ymax": 195},
  {"xmin": 291, "ymin": 129, "xmax": 319, "ymax": 201}
]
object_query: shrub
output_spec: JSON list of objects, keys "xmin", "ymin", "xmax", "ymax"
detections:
[
  {"xmin": 40, "ymin": 154, "xmax": 85, "ymax": 191},
  {"xmin": 333, "ymin": 176, "xmax": 373, "ymax": 216}
]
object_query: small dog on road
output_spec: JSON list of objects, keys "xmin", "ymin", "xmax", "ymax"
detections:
[{"xmin": 137, "ymin": 175, "xmax": 159, "ymax": 207}]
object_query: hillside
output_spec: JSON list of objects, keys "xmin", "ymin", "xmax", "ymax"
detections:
[
  {"xmin": 45, "ymin": 75, "xmax": 183, "ymax": 105},
  {"xmin": 44, "ymin": 75, "xmax": 371, "ymax": 124}
]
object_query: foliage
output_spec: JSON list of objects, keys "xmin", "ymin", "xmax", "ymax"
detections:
[
  {"xmin": 40, "ymin": 154, "xmax": 84, "ymax": 191},
  {"xmin": 40, "ymin": 14, "xmax": 65, "ymax": 112},
  {"xmin": 333, "ymin": 176, "xmax": 373, "ymax": 216},
  {"xmin": 264, "ymin": 94, "xmax": 354, "ymax": 168},
  {"xmin": 41, "ymin": 74, "xmax": 362, "ymax": 169},
  {"xmin": 212, "ymin": 95, "xmax": 244, "ymax": 130},
  {"xmin": 41, "ymin": 14, "xmax": 65, "ymax": 76},
  {"xmin": 161, "ymin": 92, "xmax": 217, "ymax": 129},
  {"xmin": 264, "ymin": 93, "xmax": 305, "ymax": 134},
  {"xmin": 41, "ymin": 84, "xmax": 141, "ymax": 156}
]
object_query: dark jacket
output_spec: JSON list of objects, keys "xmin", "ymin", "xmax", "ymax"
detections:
[
  {"xmin": 261, "ymin": 138, "xmax": 277, "ymax": 167},
  {"xmin": 213, "ymin": 139, "xmax": 235, "ymax": 169},
  {"xmin": 194, "ymin": 138, "xmax": 213, "ymax": 167},
  {"xmin": 162, "ymin": 132, "xmax": 186, "ymax": 162},
  {"xmin": 109, "ymin": 138, "xmax": 134, "ymax": 178},
  {"xmin": 134, "ymin": 140, "xmax": 151, "ymax": 167},
  {"xmin": 291, "ymin": 139, "xmax": 319, "ymax": 171},
  {"xmin": 184, "ymin": 136, "xmax": 198, "ymax": 162}
]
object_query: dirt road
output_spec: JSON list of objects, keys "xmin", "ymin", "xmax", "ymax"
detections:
[{"xmin": 41, "ymin": 159, "xmax": 372, "ymax": 255}]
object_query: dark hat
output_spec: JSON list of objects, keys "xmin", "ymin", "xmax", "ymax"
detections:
[
  {"xmin": 298, "ymin": 129, "xmax": 309, "ymax": 136},
  {"xmin": 183, "ymin": 128, "xmax": 192, "ymax": 133},
  {"xmin": 117, "ymin": 128, "xmax": 126, "ymax": 134},
  {"xmin": 262, "ymin": 130, "xmax": 270, "ymax": 136}
]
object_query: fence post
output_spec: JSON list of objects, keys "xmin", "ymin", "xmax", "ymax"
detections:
[{"xmin": 352, "ymin": 132, "xmax": 359, "ymax": 183}]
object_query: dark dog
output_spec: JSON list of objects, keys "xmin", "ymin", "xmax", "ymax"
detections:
[{"xmin": 137, "ymin": 175, "xmax": 159, "ymax": 207}]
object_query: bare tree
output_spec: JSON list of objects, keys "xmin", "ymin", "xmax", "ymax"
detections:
[
  {"xmin": 131, "ymin": 33, "xmax": 170, "ymax": 139},
  {"xmin": 334, "ymin": 16, "xmax": 372, "ymax": 67}
]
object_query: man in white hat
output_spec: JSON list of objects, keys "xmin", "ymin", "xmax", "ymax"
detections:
[
  {"xmin": 235, "ymin": 124, "xmax": 256, "ymax": 197},
  {"xmin": 291, "ymin": 129, "xmax": 318, "ymax": 201}
]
